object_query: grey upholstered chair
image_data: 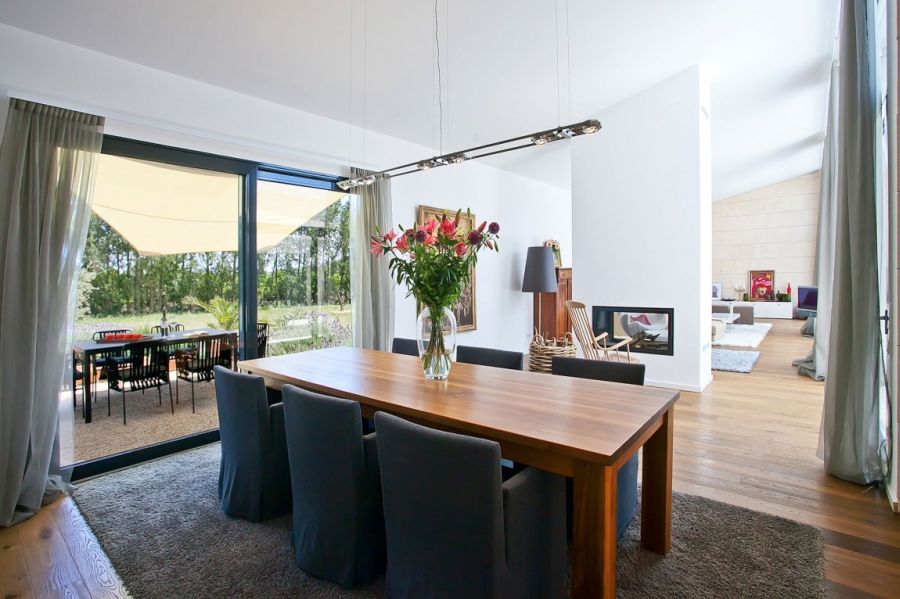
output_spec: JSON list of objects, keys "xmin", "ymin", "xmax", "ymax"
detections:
[
  {"xmin": 281, "ymin": 385, "xmax": 385, "ymax": 588},
  {"xmin": 456, "ymin": 345, "xmax": 524, "ymax": 370},
  {"xmin": 390, "ymin": 337, "xmax": 419, "ymax": 356},
  {"xmin": 213, "ymin": 366, "xmax": 291, "ymax": 521},
  {"xmin": 375, "ymin": 412, "xmax": 566, "ymax": 599},
  {"xmin": 551, "ymin": 356, "xmax": 644, "ymax": 538}
]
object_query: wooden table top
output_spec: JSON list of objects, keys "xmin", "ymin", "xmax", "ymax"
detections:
[{"xmin": 239, "ymin": 347, "xmax": 679, "ymax": 465}]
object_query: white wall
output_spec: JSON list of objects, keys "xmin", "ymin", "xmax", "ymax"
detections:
[
  {"xmin": 0, "ymin": 23, "xmax": 571, "ymax": 353},
  {"xmin": 572, "ymin": 66, "xmax": 712, "ymax": 391},
  {"xmin": 391, "ymin": 165, "xmax": 571, "ymax": 351},
  {"xmin": 713, "ymin": 171, "xmax": 820, "ymax": 300}
]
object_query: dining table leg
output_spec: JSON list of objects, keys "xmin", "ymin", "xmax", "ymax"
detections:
[
  {"xmin": 571, "ymin": 460, "xmax": 617, "ymax": 599},
  {"xmin": 641, "ymin": 407, "xmax": 673, "ymax": 554}
]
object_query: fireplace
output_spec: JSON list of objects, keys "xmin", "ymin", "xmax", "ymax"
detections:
[{"xmin": 592, "ymin": 306, "xmax": 674, "ymax": 356}]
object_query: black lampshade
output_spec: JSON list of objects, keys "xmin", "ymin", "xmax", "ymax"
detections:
[{"xmin": 521, "ymin": 246, "xmax": 558, "ymax": 293}]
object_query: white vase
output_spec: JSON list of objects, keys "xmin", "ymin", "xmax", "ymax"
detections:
[{"xmin": 415, "ymin": 306, "xmax": 457, "ymax": 380}]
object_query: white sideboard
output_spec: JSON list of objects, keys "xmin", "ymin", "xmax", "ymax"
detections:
[{"xmin": 713, "ymin": 300, "xmax": 794, "ymax": 319}]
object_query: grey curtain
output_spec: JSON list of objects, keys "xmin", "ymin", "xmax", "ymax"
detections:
[
  {"xmin": 349, "ymin": 168, "xmax": 394, "ymax": 351},
  {"xmin": 0, "ymin": 99, "xmax": 104, "ymax": 526},
  {"xmin": 795, "ymin": 62, "xmax": 838, "ymax": 381},
  {"xmin": 820, "ymin": 0, "xmax": 886, "ymax": 485}
]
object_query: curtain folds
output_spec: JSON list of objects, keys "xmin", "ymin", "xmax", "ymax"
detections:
[
  {"xmin": 0, "ymin": 99, "xmax": 104, "ymax": 526},
  {"xmin": 349, "ymin": 167, "xmax": 394, "ymax": 351},
  {"xmin": 820, "ymin": 0, "xmax": 886, "ymax": 485},
  {"xmin": 795, "ymin": 62, "xmax": 839, "ymax": 381}
]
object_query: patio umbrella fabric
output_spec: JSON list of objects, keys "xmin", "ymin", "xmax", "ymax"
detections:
[{"xmin": 91, "ymin": 155, "xmax": 344, "ymax": 256}]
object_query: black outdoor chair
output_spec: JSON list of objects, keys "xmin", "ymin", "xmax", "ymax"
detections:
[
  {"xmin": 91, "ymin": 328, "xmax": 132, "ymax": 395},
  {"xmin": 72, "ymin": 357, "xmax": 85, "ymax": 412},
  {"xmin": 105, "ymin": 340, "xmax": 173, "ymax": 425},
  {"xmin": 175, "ymin": 333, "xmax": 232, "ymax": 413},
  {"xmin": 390, "ymin": 337, "xmax": 419, "ymax": 357},
  {"xmin": 257, "ymin": 322, "xmax": 269, "ymax": 358},
  {"xmin": 150, "ymin": 322, "xmax": 185, "ymax": 336}
]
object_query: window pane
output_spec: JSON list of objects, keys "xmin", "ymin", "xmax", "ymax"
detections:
[
  {"xmin": 61, "ymin": 154, "xmax": 242, "ymax": 466},
  {"xmin": 255, "ymin": 180, "xmax": 351, "ymax": 356}
]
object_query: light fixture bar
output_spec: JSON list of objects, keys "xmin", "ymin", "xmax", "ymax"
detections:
[{"xmin": 337, "ymin": 118, "xmax": 600, "ymax": 190}]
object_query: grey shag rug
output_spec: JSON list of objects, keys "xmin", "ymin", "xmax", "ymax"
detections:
[
  {"xmin": 711, "ymin": 349, "xmax": 761, "ymax": 373},
  {"xmin": 73, "ymin": 444, "xmax": 825, "ymax": 599}
]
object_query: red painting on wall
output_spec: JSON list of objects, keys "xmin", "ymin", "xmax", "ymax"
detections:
[{"xmin": 749, "ymin": 270, "xmax": 775, "ymax": 301}]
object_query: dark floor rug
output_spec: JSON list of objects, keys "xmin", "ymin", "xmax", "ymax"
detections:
[{"xmin": 73, "ymin": 444, "xmax": 825, "ymax": 598}]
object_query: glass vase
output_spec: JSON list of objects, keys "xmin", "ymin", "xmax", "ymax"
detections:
[{"xmin": 416, "ymin": 305, "xmax": 457, "ymax": 380}]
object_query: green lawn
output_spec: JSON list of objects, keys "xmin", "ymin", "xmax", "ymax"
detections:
[{"xmin": 75, "ymin": 304, "xmax": 353, "ymax": 353}]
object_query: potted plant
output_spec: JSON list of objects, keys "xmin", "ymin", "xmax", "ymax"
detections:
[{"xmin": 371, "ymin": 210, "xmax": 500, "ymax": 380}]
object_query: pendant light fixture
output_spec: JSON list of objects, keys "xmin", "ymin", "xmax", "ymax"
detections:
[{"xmin": 337, "ymin": 0, "xmax": 598, "ymax": 191}]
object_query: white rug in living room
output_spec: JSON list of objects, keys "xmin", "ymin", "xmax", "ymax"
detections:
[
  {"xmin": 712, "ymin": 322, "xmax": 772, "ymax": 348},
  {"xmin": 711, "ymin": 349, "xmax": 760, "ymax": 373}
]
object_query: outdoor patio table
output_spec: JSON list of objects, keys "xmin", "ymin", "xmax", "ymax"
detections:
[{"xmin": 72, "ymin": 327, "xmax": 230, "ymax": 423}]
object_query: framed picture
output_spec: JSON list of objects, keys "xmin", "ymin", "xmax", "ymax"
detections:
[
  {"xmin": 712, "ymin": 282, "xmax": 723, "ymax": 300},
  {"xmin": 417, "ymin": 205, "xmax": 477, "ymax": 332},
  {"xmin": 749, "ymin": 270, "xmax": 775, "ymax": 301},
  {"xmin": 544, "ymin": 239, "xmax": 562, "ymax": 267}
]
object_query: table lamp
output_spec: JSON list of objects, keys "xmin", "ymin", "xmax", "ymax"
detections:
[{"xmin": 522, "ymin": 246, "xmax": 558, "ymax": 337}]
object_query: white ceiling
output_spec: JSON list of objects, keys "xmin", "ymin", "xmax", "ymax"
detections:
[{"xmin": 0, "ymin": 0, "xmax": 836, "ymax": 199}]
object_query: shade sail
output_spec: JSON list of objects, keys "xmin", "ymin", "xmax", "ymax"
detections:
[{"xmin": 92, "ymin": 155, "xmax": 344, "ymax": 256}]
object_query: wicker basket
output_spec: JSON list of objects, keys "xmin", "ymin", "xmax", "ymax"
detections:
[{"xmin": 528, "ymin": 330, "xmax": 576, "ymax": 373}]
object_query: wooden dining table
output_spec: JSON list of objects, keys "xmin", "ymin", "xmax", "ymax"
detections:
[
  {"xmin": 73, "ymin": 327, "xmax": 231, "ymax": 423},
  {"xmin": 238, "ymin": 346, "xmax": 679, "ymax": 599}
]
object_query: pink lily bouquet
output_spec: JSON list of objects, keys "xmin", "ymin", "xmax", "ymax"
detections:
[{"xmin": 370, "ymin": 210, "xmax": 500, "ymax": 378}]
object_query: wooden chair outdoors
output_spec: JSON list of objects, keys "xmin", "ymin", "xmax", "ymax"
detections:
[{"xmin": 565, "ymin": 300, "xmax": 636, "ymax": 363}]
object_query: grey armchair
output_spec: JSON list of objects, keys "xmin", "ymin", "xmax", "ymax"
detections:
[
  {"xmin": 551, "ymin": 356, "xmax": 644, "ymax": 538},
  {"xmin": 282, "ymin": 385, "xmax": 385, "ymax": 588},
  {"xmin": 213, "ymin": 366, "xmax": 291, "ymax": 521},
  {"xmin": 375, "ymin": 412, "xmax": 566, "ymax": 599}
]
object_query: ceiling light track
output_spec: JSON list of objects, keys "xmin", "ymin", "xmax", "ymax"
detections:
[{"xmin": 337, "ymin": 118, "xmax": 600, "ymax": 190}]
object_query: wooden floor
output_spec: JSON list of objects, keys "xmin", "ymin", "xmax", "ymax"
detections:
[{"xmin": 1, "ymin": 318, "xmax": 897, "ymax": 598}]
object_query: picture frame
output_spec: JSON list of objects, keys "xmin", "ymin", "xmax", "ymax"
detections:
[
  {"xmin": 712, "ymin": 282, "xmax": 723, "ymax": 301},
  {"xmin": 749, "ymin": 270, "xmax": 775, "ymax": 301},
  {"xmin": 544, "ymin": 239, "xmax": 562, "ymax": 268},
  {"xmin": 417, "ymin": 205, "xmax": 477, "ymax": 332}
]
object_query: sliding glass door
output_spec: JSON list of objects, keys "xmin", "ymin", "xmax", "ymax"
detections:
[
  {"xmin": 61, "ymin": 151, "xmax": 245, "ymax": 466},
  {"xmin": 60, "ymin": 138, "xmax": 342, "ymax": 475},
  {"xmin": 255, "ymin": 173, "xmax": 351, "ymax": 357}
]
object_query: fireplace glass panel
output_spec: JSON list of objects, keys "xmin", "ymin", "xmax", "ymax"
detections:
[{"xmin": 592, "ymin": 306, "xmax": 674, "ymax": 356}]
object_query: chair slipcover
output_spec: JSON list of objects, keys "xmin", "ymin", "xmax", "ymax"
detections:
[
  {"xmin": 390, "ymin": 337, "xmax": 419, "ymax": 357},
  {"xmin": 213, "ymin": 366, "xmax": 291, "ymax": 521},
  {"xmin": 282, "ymin": 385, "xmax": 385, "ymax": 588},
  {"xmin": 551, "ymin": 356, "xmax": 644, "ymax": 538},
  {"xmin": 375, "ymin": 412, "xmax": 566, "ymax": 599},
  {"xmin": 455, "ymin": 345, "xmax": 524, "ymax": 370}
]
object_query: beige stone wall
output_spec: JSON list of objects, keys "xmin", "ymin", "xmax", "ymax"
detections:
[{"xmin": 712, "ymin": 171, "xmax": 820, "ymax": 298}]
